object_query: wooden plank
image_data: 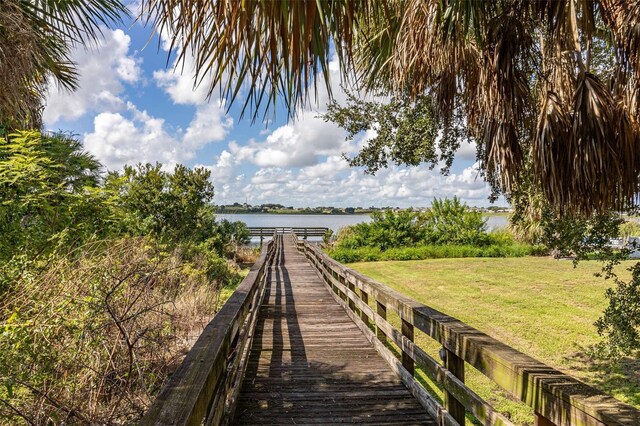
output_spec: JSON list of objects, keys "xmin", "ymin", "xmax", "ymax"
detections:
[
  {"xmin": 316, "ymin": 265, "xmax": 514, "ymax": 426},
  {"xmin": 402, "ymin": 318, "xmax": 415, "ymax": 376},
  {"xmin": 445, "ymin": 348, "xmax": 466, "ymax": 426},
  {"xmin": 319, "ymin": 271, "xmax": 458, "ymax": 426},
  {"xmin": 235, "ymin": 237, "xmax": 435, "ymax": 425},
  {"xmin": 302, "ymin": 242, "xmax": 640, "ymax": 426},
  {"xmin": 140, "ymin": 241, "xmax": 275, "ymax": 426}
]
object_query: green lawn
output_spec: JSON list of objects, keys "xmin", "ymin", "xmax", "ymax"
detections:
[{"xmin": 348, "ymin": 257, "xmax": 640, "ymax": 425}]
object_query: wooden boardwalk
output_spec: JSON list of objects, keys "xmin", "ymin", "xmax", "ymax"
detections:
[
  {"xmin": 234, "ymin": 238, "xmax": 435, "ymax": 424},
  {"xmin": 142, "ymin": 234, "xmax": 640, "ymax": 426}
]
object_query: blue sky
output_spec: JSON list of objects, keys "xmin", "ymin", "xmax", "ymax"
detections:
[{"xmin": 42, "ymin": 14, "xmax": 494, "ymax": 208}]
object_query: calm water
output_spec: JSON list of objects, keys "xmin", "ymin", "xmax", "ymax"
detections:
[{"xmin": 217, "ymin": 213, "xmax": 508, "ymax": 232}]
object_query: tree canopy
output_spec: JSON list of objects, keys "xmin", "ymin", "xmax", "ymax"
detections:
[{"xmin": 143, "ymin": 0, "xmax": 640, "ymax": 215}]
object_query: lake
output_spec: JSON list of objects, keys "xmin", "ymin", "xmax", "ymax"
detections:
[{"xmin": 217, "ymin": 213, "xmax": 509, "ymax": 233}]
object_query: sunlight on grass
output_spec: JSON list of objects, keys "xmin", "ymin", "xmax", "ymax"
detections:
[{"xmin": 349, "ymin": 257, "xmax": 640, "ymax": 424}]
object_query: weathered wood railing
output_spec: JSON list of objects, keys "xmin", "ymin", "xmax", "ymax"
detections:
[
  {"xmin": 140, "ymin": 236, "xmax": 279, "ymax": 426},
  {"xmin": 247, "ymin": 226, "xmax": 328, "ymax": 238},
  {"xmin": 294, "ymin": 235, "xmax": 640, "ymax": 426}
]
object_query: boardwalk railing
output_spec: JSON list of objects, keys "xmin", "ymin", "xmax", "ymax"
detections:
[
  {"xmin": 248, "ymin": 226, "xmax": 328, "ymax": 238},
  {"xmin": 140, "ymin": 237, "xmax": 279, "ymax": 426},
  {"xmin": 294, "ymin": 235, "xmax": 640, "ymax": 426}
]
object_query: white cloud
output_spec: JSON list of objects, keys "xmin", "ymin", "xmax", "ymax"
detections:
[
  {"xmin": 183, "ymin": 102, "xmax": 233, "ymax": 148},
  {"xmin": 84, "ymin": 109, "xmax": 180, "ymax": 171},
  {"xmin": 152, "ymin": 27, "xmax": 218, "ymax": 106},
  {"xmin": 83, "ymin": 101, "xmax": 232, "ymax": 171},
  {"xmin": 153, "ymin": 64, "xmax": 212, "ymax": 105},
  {"xmin": 458, "ymin": 140, "xmax": 478, "ymax": 161},
  {"xmin": 208, "ymin": 145, "xmax": 492, "ymax": 207},
  {"xmin": 228, "ymin": 110, "xmax": 353, "ymax": 168},
  {"xmin": 44, "ymin": 29, "xmax": 142, "ymax": 125},
  {"xmin": 151, "ymin": 35, "xmax": 234, "ymax": 150},
  {"xmin": 299, "ymin": 155, "xmax": 349, "ymax": 179}
]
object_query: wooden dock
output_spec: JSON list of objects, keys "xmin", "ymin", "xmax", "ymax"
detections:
[
  {"xmin": 233, "ymin": 237, "xmax": 434, "ymax": 424},
  {"xmin": 141, "ymin": 234, "xmax": 640, "ymax": 426}
]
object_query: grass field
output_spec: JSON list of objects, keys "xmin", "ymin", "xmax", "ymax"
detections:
[{"xmin": 348, "ymin": 257, "xmax": 640, "ymax": 425}]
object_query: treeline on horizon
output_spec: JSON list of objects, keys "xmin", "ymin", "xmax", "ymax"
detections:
[{"xmin": 214, "ymin": 202, "xmax": 512, "ymax": 215}]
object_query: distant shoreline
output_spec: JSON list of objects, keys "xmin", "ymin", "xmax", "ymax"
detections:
[
  {"xmin": 215, "ymin": 211, "xmax": 511, "ymax": 217},
  {"xmin": 215, "ymin": 211, "xmax": 373, "ymax": 215}
]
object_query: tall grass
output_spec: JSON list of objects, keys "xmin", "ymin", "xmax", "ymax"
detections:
[{"xmin": 0, "ymin": 237, "xmax": 242, "ymax": 424}]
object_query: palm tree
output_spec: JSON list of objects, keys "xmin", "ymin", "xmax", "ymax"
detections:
[
  {"xmin": 0, "ymin": 0, "xmax": 128, "ymax": 130},
  {"xmin": 141, "ymin": 0, "xmax": 640, "ymax": 215}
]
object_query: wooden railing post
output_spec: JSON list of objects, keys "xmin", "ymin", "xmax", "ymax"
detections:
[
  {"xmin": 338, "ymin": 274, "xmax": 349, "ymax": 304},
  {"xmin": 444, "ymin": 347, "xmax": 466, "ymax": 425},
  {"xmin": 360, "ymin": 289, "xmax": 370, "ymax": 326},
  {"xmin": 376, "ymin": 301, "xmax": 387, "ymax": 343},
  {"xmin": 401, "ymin": 319, "xmax": 414, "ymax": 376},
  {"xmin": 346, "ymin": 278, "xmax": 356, "ymax": 312}
]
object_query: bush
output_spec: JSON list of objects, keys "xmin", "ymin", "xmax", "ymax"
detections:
[
  {"xmin": 332, "ymin": 197, "xmax": 494, "ymax": 253},
  {"xmin": 0, "ymin": 237, "xmax": 241, "ymax": 424},
  {"xmin": 0, "ymin": 130, "xmax": 252, "ymax": 422},
  {"xmin": 421, "ymin": 197, "xmax": 489, "ymax": 246},
  {"xmin": 328, "ymin": 243, "xmax": 538, "ymax": 263},
  {"xmin": 619, "ymin": 220, "xmax": 640, "ymax": 239}
]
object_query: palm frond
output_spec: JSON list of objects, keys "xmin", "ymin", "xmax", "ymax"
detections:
[
  {"xmin": 0, "ymin": 0, "xmax": 127, "ymax": 129},
  {"xmin": 20, "ymin": 0, "xmax": 128, "ymax": 45},
  {"xmin": 536, "ymin": 72, "xmax": 640, "ymax": 213},
  {"xmin": 135, "ymin": 0, "xmax": 640, "ymax": 215},
  {"xmin": 141, "ymin": 0, "xmax": 374, "ymax": 121}
]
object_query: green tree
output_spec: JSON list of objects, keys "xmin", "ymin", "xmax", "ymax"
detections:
[
  {"xmin": 323, "ymin": 91, "xmax": 468, "ymax": 175},
  {"xmin": 0, "ymin": 130, "xmax": 113, "ymax": 262},
  {"xmin": 367, "ymin": 209, "xmax": 425, "ymax": 250},
  {"xmin": 422, "ymin": 198, "xmax": 489, "ymax": 246},
  {"xmin": 210, "ymin": 219, "xmax": 250, "ymax": 260},
  {"xmin": 106, "ymin": 163, "xmax": 216, "ymax": 242}
]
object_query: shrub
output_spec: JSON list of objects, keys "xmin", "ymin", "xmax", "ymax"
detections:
[
  {"xmin": 619, "ymin": 220, "xmax": 640, "ymax": 239},
  {"xmin": 328, "ymin": 243, "xmax": 538, "ymax": 263},
  {"xmin": 0, "ymin": 237, "xmax": 240, "ymax": 424},
  {"xmin": 421, "ymin": 197, "xmax": 490, "ymax": 246},
  {"xmin": 332, "ymin": 197, "xmax": 494, "ymax": 252}
]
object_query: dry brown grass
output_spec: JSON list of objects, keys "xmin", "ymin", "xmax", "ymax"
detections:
[{"xmin": 0, "ymin": 237, "xmax": 230, "ymax": 425}]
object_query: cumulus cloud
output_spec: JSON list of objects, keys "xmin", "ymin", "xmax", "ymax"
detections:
[
  {"xmin": 152, "ymin": 26, "xmax": 221, "ymax": 107},
  {"xmin": 209, "ymin": 145, "xmax": 492, "ymax": 207},
  {"xmin": 227, "ymin": 110, "xmax": 353, "ymax": 168},
  {"xmin": 84, "ymin": 107, "xmax": 181, "ymax": 170},
  {"xmin": 153, "ymin": 63, "xmax": 212, "ymax": 106},
  {"xmin": 83, "ymin": 102, "xmax": 232, "ymax": 171},
  {"xmin": 44, "ymin": 29, "xmax": 142, "ymax": 125},
  {"xmin": 151, "ymin": 32, "xmax": 234, "ymax": 151},
  {"xmin": 183, "ymin": 102, "xmax": 233, "ymax": 148}
]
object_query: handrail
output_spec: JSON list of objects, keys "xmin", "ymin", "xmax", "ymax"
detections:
[
  {"xmin": 294, "ymin": 235, "xmax": 640, "ymax": 426},
  {"xmin": 141, "ymin": 235, "xmax": 279, "ymax": 426},
  {"xmin": 247, "ymin": 227, "xmax": 328, "ymax": 237}
]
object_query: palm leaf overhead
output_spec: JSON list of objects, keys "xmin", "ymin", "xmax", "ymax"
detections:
[
  {"xmin": 141, "ymin": 0, "xmax": 375, "ymax": 122},
  {"xmin": 0, "ymin": 0, "xmax": 128, "ymax": 130},
  {"xmin": 0, "ymin": 1, "xmax": 609, "ymax": 215}
]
